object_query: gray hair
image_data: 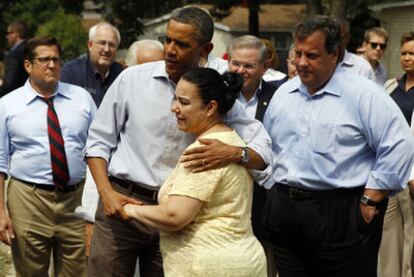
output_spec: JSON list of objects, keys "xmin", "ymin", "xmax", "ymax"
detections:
[
  {"xmin": 89, "ymin": 22, "xmax": 121, "ymax": 46},
  {"xmin": 228, "ymin": 35, "xmax": 268, "ymax": 64},
  {"xmin": 170, "ymin": 6, "xmax": 214, "ymax": 45},
  {"xmin": 125, "ymin": 39, "xmax": 164, "ymax": 67}
]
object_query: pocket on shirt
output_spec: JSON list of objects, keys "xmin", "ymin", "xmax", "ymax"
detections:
[{"xmin": 310, "ymin": 124, "xmax": 335, "ymax": 154}]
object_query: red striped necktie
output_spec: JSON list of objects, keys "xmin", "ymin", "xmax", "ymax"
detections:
[{"xmin": 42, "ymin": 96, "xmax": 70, "ymax": 190}]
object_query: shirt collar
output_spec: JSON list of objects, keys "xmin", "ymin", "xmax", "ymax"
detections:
[
  {"xmin": 288, "ymin": 66, "xmax": 343, "ymax": 97},
  {"xmin": 340, "ymin": 50, "xmax": 354, "ymax": 67},
  {"xmin": 24, "ymin": 80, "xmax": 71, "ymax": 105},
  {"xmin": 238, "ymin": 79, "xmax": 263, "ymax": 103}
]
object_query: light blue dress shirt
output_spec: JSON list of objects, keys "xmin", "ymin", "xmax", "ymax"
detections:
[
  {"xmin": 0, "ymin": 80, "xmax": 97, "ymax": 186},
  {"xmin": 264, "ymin": 66, "xmax": 414, "ymax": 191},
  {"xmin": 86, "ymin": 61, "xmax": 272, "ymax": 188}
]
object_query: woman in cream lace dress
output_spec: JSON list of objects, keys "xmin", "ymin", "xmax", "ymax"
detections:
[{"xmin": 124, "ymin": 68, "xmax": 266, "ymax": 276}]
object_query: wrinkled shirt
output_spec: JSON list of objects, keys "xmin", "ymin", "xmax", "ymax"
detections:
[
  {"xmin": 340, "ymin": 50, "xmax": 376, "ymax": 82},
  {"xmin": 264, "ymin": 66, "xmax": 414, "ymax": 191},
  {"xmin": 85, "ymin": 61, "xmax": 272, "ymax": 188},
  {"xmin": 0, "ymin": 80, "xmax": 96, "ymax": 185}
]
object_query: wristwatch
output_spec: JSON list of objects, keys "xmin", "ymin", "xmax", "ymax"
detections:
[
  {"xmin": 360, "ymin": 195, "xmax": 380, "ymax": 207},
  {"xmin": 240, "ymin": 147, "xmax": 250, "ymax": 164}
]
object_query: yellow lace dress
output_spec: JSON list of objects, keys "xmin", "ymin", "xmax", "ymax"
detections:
[{"xmin": 158, "ymin": 130, "xmax": 267, "ymax": 277}]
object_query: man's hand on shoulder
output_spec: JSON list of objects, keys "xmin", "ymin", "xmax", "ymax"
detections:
[
  {"xmin": 180, "ymin": 138, "xmax": 240, "ymax": 173},
  {"xmin": 0, "ymin": 210, "xmax": 14, "ymax": 245}
]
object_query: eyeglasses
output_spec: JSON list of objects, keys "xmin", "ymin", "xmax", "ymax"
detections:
[
  {"xmin": 369, "ymin": 42, "xmax": 387, "ymax": 50},
  {"xmin": 6, "ymin": 31, "xmax": 14, "ymax": 35},
  {"xmin": 32, "ymin": 56, "xmax": 61, "ymax": 65},
  {"xmin": 94, "ymin": 40, "xmax": 117, "ymax": 50},
  {"xmin": 230, "ymin": 61, "xmax": 258, "ymax": 70}
]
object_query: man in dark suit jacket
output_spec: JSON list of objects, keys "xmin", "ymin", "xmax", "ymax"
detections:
[
  {"xmin": 228, "ymin": 35, "xmax": 283, "ymax": 277},
  {"xmin": 0, "ymin": 21, "xmax": 29, "ymax": 97}
]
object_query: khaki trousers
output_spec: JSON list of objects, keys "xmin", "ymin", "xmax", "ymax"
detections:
[
  {"xmin": 7, "ymin": 178, "xmax": 86, "ymax": 277},
  {"xmin": 378, "ymin": 188, "xmax": 414, "ymax": 277}
]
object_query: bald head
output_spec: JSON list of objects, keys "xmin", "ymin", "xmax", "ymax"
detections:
[{"xmin": 125, "ymin": 39, "xmax": 164, "ymax": 66}]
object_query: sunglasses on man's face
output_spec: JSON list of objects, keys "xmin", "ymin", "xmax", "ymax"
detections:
[{"xmin": 369, "ymin": 42, "xmax": 387, "ymax": 50}]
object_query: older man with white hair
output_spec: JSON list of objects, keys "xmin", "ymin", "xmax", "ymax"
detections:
[
  {"xmin": 125, "ymin": 39, "xmax": 164, "ymax": 67},
  {"xmin": 61, "ymin": 22, "xmax": 124, "ymax": 107}
]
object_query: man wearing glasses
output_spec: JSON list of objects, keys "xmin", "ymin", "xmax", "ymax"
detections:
[
  {"xmin": 61, "ymin": 22, "xmax": 124, "ymax": 107},
  {"xmin": 0, "ymin": 21, "xmax": 29, "ymax": 97},
  {"xmin": 228, "ymin": 35, "xmax": 278, "ymax": 277},
  {"xmin": 0, "ymin": 37, "xmax": 96, "ymax": 276},
  {"xmin": 362, "ymin": 27, "xmax": 388, "ymax": 85}
]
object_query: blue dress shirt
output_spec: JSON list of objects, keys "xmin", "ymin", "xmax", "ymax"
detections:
[
  {"xmin": 0, "ymin": 80, "xmax": 97, "ymax": 186},
  {"xmin": 264, "ymin": 66, "xmax": 414, "ymax": 191}
]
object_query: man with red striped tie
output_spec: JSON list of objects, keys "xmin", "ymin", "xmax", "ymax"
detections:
[{"xmin": 0, "ymin": 37, "xmax": 96, "ymax": 276}]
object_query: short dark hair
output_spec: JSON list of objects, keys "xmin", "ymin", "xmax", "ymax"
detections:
[
  {"xmin": 181, "ymin": 68, "xmax": 243, "ymax": 115},
  {"xmin": 401, "ymin": 32, "xmax": 414, "ymax": 47},
  {"xmin": 24, "ymin": 37, "xmax": 62, "ymax": 61},
  {"xmin": 8, "ymin": 21, "xmax": 28, "ymax": 39},
  {"xmin": 294, "ymin": 16, "xmax": 341, "ymax": 55},
  {"xmin": 170, "ymin": 6, "xmax": 214, "ymax": 45}
]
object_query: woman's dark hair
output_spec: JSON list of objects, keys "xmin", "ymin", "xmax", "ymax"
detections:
[{"xmin": 181, "ymin": 68, "xmax": 243, "ymax": 115}]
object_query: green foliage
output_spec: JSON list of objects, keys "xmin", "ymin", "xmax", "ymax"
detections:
[
  {"xmin": 36, "ymin": 11, "xmax": 87, "ymax": 61},
  {"xmin": 93, "ymin": 0, "xmax": 182, "ymax": 48},
  {"xmin": 0, "ymin": 0, "xmax": 85, "ymax": 56}
]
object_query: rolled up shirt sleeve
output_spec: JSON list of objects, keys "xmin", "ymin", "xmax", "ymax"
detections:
[
  {"xmin": 84, "ymin": 73, "xmax": 128, "ymax": 161},
  {"xmin": 361, "ymin": 90, "xmax": 414, "ymax": 191}
]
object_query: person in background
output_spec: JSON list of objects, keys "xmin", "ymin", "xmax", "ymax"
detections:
[
  {"xmin": 0, "ymin": 37, "xmax": 96, "ymax": 276},
  {"xmin": 61, "ymin": 22, "xmax": 124, "ymax": 257},
  {"xmin": 338, "ymin": 19, "xmax": 376, "ymax": 81},
  {"xmin": 124, "ymin": 39, "xmax": 164, "ymax": 67},
  {"xmin": 286, "ymin": 44, "xmax": 298, "ymax": 79},
  {"xmin": 262, "ymin": 39, "xmax": 287, "ymax": 87},
  {"xmin": 227, "ymin": 35, "xmax": 277, "ymax": 276},
  {"xmin": 379, "ymin": 31, "xmax": 414, "ymax": 277},
  {"xmin": 263, "ymin": 16, "xmax": 414, "ymax": 276},
  {"xmin": 124, "ymin": 68, "xmax": 267, "ymax": 277},
  {"xmin": 362, "ymin": 27, "xmax": 388, "ymax": 85},
  {"xmin": 0, "ymin": 21, "xmax": 29, "ymax": 97},
  {"xmin": 60, "ymin": 22, "xmax": 124, "ymax": 107}
]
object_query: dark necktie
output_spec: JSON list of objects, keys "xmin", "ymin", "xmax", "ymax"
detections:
[{"xmin": 42, "ymin": 96, "xmax": 70, "ymax": 189}]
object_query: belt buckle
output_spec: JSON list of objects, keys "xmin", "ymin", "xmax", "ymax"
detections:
[
  {"xmin": 288, "ymin": 188, "xmax": 298, "ymax": 199},
  {"xmin": 288, "ymin": 187, "xmax": 311, "ymax": 200},
  {"xmin": 152, "ymin": 190, "xmax": 158, "ymax": 200}
]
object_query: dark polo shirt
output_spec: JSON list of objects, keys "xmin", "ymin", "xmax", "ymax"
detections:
[{"xmin": 60, "ymin": 54, "xmax": 124, "ymax": 107}]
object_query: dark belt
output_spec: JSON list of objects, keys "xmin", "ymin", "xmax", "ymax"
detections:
[
  {"xmin": 109, "ymin": 176, "xmax": 159, "ymax": 201},
  {"xmin": 14, "ymin": 177, "xmax": 81, "ymax": 193},
  {"xmin": 275, "ymin": 183, "xmax": 363, "ymax": 201}
]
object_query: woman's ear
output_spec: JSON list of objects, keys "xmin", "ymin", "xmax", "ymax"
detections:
[{"xmin": 206, "ymin": 100, "xmax": 218, "ymax": 117}]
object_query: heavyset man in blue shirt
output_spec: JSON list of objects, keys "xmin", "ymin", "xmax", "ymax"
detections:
[
  {"xmin": 263, "ymin": 17, "xmax": 414, "ymax": 276},
  {"xmin": 60, "ymin": 22, "xmax": 124, "ymax": 107},
  {"xmin": 85, "ymin": 6, "xmax": 272, "ymax": 277},
  {"xmin": 0, "ymin": 37, "xmax": 96, "ymax": 275}
]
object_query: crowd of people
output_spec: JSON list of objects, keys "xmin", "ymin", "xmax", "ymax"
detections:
[{"xmin": 0, "ymin": 5, "xmax": 414, "ymax": 277}]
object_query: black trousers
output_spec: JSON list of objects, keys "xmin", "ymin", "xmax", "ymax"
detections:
[{"xmin": 262, "ymin": 184, "xmax": 387, "ymax": 277}]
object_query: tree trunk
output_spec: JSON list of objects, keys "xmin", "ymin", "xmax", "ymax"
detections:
[
  {"xmin": 304, "ymin": 0, "xmax": 323, "ymax": 16},
  {"xmin": 248, "ymin": 0, "xmax": 260, "ymax": 36},
  {"xmin": 330, "ymin": 0, "xmax": 347, "ymax": 20}
]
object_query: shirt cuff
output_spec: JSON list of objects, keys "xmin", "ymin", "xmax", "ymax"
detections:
[{"xmin": 365, "ymin": 171, "xmax": 404, "ymax": 192}]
